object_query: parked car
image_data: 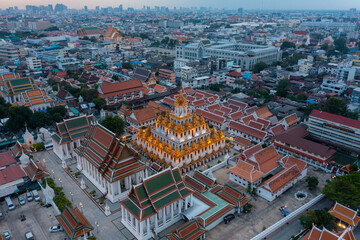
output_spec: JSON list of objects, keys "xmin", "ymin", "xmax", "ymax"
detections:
[
  {"xmin": 26, "ymin": 192, "xmax": 33, "ymax": 202},
  {"xmin": 279, "ymin": 206, "xmax": 290, "ymax": 217},
  {"xmin": 25, "ymin": 231, "xmax": 34, "ymax": 240},
  {"xmin": 32, "ymin": 190, "xmax": 40, "ymax": 202},
  {"xmin": 49, "ymin": 225, "xmax": 63, "ymax": 233},
  {"xmin": 5, "ymin": 197, "xmax": 15, "ymax": 211},
  {"xmin": 2, "ymin": 231, "xmax": 10, "ymax": 239},
  {"xmin": 18, "ymin": 196, "xmax": 26, "ymax": 205},
  {"xmin": 224, "ymin": 213, "xmax": 235, "ymax": 224}
]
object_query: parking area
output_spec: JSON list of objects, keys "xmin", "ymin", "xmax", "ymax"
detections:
[
  {"xmin": 0, "ymin": 191, "xmax": 67, "ymax": 240},
  {"xmin": 207, "ymin": 166, "xmax": 331, "ymax": 240}
]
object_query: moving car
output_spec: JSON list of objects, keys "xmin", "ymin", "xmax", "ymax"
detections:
[
  {"xmin": 18, "ymin": 196, "xmax": 26, "ymax": 205},
  {"xmin": 26, "ymin": 192, "xmax": 33, "ymax": 202},
  {"xmin": 2, "ymin": 231, "xmax": 10, "ymax": 239},
  {"xmin": 279, "ymin": 206, "xmax": 290, "ymax": 217},
  {"xmin": 25, "ymin": 231, "xmax": 34, "ymax": 240},
  {"xmin": 49, "ymin": 225, "xmax": 63, "ymax": 233},
  {"xmin": 224, "ymin": 213, "xmax": 235, "ymax": 224}
]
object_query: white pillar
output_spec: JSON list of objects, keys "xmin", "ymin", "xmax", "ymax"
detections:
[
  {"xmin": 147, "ymin": 218, "xmax": 150, "ymax": 235},
  {"xmin": 185, "ymin": 197, "xmax": 188, "ymax": 210},
  {"xmin": 135, "ymin": 219, "xmax": 139, "ymax": 234},
  {"xmin": 155, "ymin": 214, "xmax": 158, "ymax": 229},
  {"xmin": 163, "ymin": 208, "xmax": 166, "ymax": 225},
  {"xmin": 171, "ymin": 203, "xmax": 174, "ymax": 220},
  {"xmin": 178, "ymin": 200, "xmax": 182, "ymax": 214},
  {"xmin": 139, "ymin": 221, "xmax": 143, "ymax": 237}
]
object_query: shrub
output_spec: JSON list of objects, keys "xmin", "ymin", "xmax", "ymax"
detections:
[
  {"xmin": 30, "ymin": 142, "xmax": 44, "ymax": 151},
  {"xmin": 99, "ymin": 197, "xmax": 105, "ymax": 204},
  {"xmin": 75, "ymin": 172, "xmax": 81, "ymax": 178},
  {"xmin": 217, "ymin": 160, "xmax": 222, "ymax": 164},
  {"xmin": 225, "ymin": 139, "xmax": 231, "ymax": 143},
  {"xmin": 207, "ymin": 165, "xmax": 211, "ymax": 169},
  {"xmin": 90, "ymin": 190, "xmax": 96, "ymax": 196}
]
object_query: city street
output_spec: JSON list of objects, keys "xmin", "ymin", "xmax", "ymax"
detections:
[{"xmin": 33, "ymin": 150, "xmax": 137, "ymax": 240}]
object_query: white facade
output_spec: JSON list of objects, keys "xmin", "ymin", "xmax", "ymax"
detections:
[
  {"xmin": 52, "ymin": 138, "xmax": 81, "ymax": 161},
  {"xmin": 77, "ymin": 155, "xmax": 148, "ymax": 203},
  {"xmin": 26, "ymin": 57, "xmax": 42, "ymax": 70},
  {"xmin": 183, "ymin": 76, "xmax": 209, "ymax": 88},
  {"xmin": 56, "ymin": 56, "xmax": 80, "ymax": 71},
  {"xmin": 320, "ymin": 77, "xmax": 347, "ymax": 95},
  {"xmin": 257, "ymin": 168, "xmax": 308, "ymax": 201}
]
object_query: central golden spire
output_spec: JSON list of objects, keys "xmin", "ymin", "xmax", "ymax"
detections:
[{"xmin": 174, "ymin": 89, "xmax": 188, "ymax": 108}]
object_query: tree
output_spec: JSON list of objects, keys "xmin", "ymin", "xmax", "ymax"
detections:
[
  {"xmin": 29, "ymin": 111, "xmax": 51, "ymax": 129},
  {"xmin": 122, "ymin": 62, "xmax": 133, "ymax": 70},
  {"xmin": 100, "ymin": 115, "xmax": 125, "ymax": 136},
  {"xmin": 209, "ymin": 83, "xmax": 222, "ymax": 92},
  {"xmin": 253, "ymin": 61, "xmax": 267, "ymax": 73},
  {"xmin": 350, "ymin": 163, "xmax": 358, "ymax": 172},
  {"xmin": 334, "ymin": 38, "xmax": 349, "ymax": 54},
  {"xmin": 306, "ymin": 176, "xmax": 319, "ymax": 190},
  {"xmin": 280, "ymin": 41, "xmax": 296, "ymax": 50},
  {"xmin": 322, "ymin": 172, "xmax": 360, "ymax": 209},
  {"xmin": 323, "ymin": 97, "xmax": 348, "ymax": 116},
  {"xmin": 300, "ymin": 210, "xmax": 336, "ymax": 230},
  {"xmin": 93, "ymin": 97, "xmax": 106, "ymax": 110},
  {"xmin": 6, "ymin": 106, "xmax": 33, "ymax": 132},
  {"xmin": 296, "ymin": 93, "xmax": 308, "ymax": 103},
  {"xmin": 112, "ymin": 75, "xmax": 119, "ymax": 81},
  {"xmin": 276, "ymin": 79, "xmax": 290, "ymax": 97},
  {"xmin": 0, "ymin": 96, "xmax": 10, "ymax": 118}
]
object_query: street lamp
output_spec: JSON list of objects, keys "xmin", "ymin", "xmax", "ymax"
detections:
[
  {"xmin": 79, "ymin": 202, "xmax": 83, "ymax": 213},
  {"xmin": 95, "ymin": 221, "xmax": 99, "ymax": 234},
  {"xmin": 42, "ymin": 158, "xmax": 46, "ymax": 168},
  {"xmin": 58, "ymin": 178, "xmax": 62, "ymax": 187},
  {"xmin": 70, "ymin": 191, "xmax": 74, "ymax": 202}
]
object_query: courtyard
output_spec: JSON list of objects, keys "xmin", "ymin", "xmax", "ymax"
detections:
[
  {"xmin": 0, "ymin": 191, "xmax": 66, "ymax": 240},
  {"xmin": 207, "ymin": 166, "xmax": 331, "ymax": 240}
]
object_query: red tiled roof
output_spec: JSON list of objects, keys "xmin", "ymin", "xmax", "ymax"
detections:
[
  {"xmin": 255, "ymin": 106, "xmax": 272, "ymax": 119},
  {"xmin": 270, "ymin": 124, "xmax": 285, "ymax": 136},
  {"xmin": 329, "ymin": 203, "xmax": 360, "ymax": 227},
  {"xmin": 0, "ymin": 165, "xmax": 26, "ymax": 184},
  {"xmin": 241, "ymin": 115, "xmax": 255, "ymax": 125},
  {"xmin": 248, "ymin": 120, "xmax": 264, "ymax": 130},
  {"xmin": 0, "ymin": 152, "xmax": 16, "ymax": 168},
  {"xmin": 284, "ymin": 113, "xmax": 298, "ymax": 126},
  {"xmin": 228, "ymin": 121, "xmax": 267, "ymax": 140},
  {"xmin": 230, "ymin": 111, "xmax": 244, "ymax": 120},
  {"xmin": 99, "ymin": 79, "xmax": 144, "ymax": 98},
  {"xmin": 227, "ymin": 71, "xmax": 243, "ymax": 78},
  {"xmin": 195, "ymin": 109, "xmax": 226, "ymax": 125},
  {"xmin": 256, "ymin": 118, "xmax": 271, "ymax": 128},
  {"xmin": 310, "ymin": 110, "xmax": 360, "ymax": 130}
]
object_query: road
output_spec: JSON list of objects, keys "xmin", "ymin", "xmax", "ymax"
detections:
[
  {"xmin": 34, "ymin": 150, "xmax": 137, "ymax": 240},
  {"xmin": 266, "ymin": 198, "xmax": 331, "ymax": 240}
]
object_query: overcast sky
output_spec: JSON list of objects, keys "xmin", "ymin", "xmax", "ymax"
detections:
[{"xmin": 2, "ymin": 0, "xmax": 360, "ymax": 10}]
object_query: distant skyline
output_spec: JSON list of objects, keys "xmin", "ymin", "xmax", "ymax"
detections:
[{"xmin": 1, "ymin": 0, "xmax": 360, "ymax": 11}]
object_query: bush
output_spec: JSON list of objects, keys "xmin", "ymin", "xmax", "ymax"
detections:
[
  {"xmin": 75, "ymin": 172, "xmax": 81, "ymax": 178},
  {"xmin": 207, "ymin": 165, "xmax": 211, "ymax": 169},
  {"xmin": 90, "ymin": 190, "xmax": 96, "ymax": 196},
  {"xmin": 225, "ymin": 139, "xmax": 231, "ymax": 143},
  {"xmin": 30, "ymin": 142, "xmax": 45, "ymax": 151},
  {"xmin": 306, "ymin": 176, "xmax": 319, "ymax": 190},
  {"xmin": 243, "ymin": 203, "xmax": 253, "ymax": 213},
  {"xmin": 99, "ymin": 197, "xmax": 105, "ymax": 204},
  {"xmin": 217, "ymin": 160, "xmax": 222, "ymax": 164}
]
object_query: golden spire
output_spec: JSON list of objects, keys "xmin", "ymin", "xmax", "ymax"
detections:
[
  {"xmin": 144, "ymin": 126, "xmax": 151, "ymax": 138},
  {"xmin": 168, "ymin": 119, "xmax": 176, "ymax": 129},
  {"xmin": 218, "ymin": 129, "xmax": 225, "ymax": 139},
  {"xmin": 206, "ymin": 124, "xmax": 210, "ymax": 131},
  {"xmin": 184, "ymin": 119, "xmax": 192, "ymax": 130},
  {"xmin": 167, "ymin": 143, "xmax": 173, "ymax": 153},
  {"xmin": 175, "ymin": 122, "xmax": 184, "ymax": 132},
  {"xmin": 211, "ymin": 127, "xmax": 218, "ymax": 142},
  {"xmin": 174, "ymin": 89, "xmax": 188, "ymax": 108},
  {"xmin": 183, "ymin": 144, "xmax": 190, "ymax": 155},
  {"xmin": 161, "ymin": 139, "xmax": 166, "ymax": 149},
  {"xmin": 156, "ymin": 114, "xmax": 163, "ymax": 124},
  {"xmin": 155, "ymin": 136, "xmax": 160, "ymax": 145},
  {"xmin": 173, "ymin": 146, "xmax": 181, "ymax": 158},
  {"xmin": 191, "ymin": 140, "xmax": 197, "ymax": 150},
  {"xmin": 192, "ymin": 115, "xmax": 199, "ymax": 127},
  {"xmin": 193, "ymin": 112, "xmax": 198, "ymax": 121},
  {"xmin": 198, "ymin": 138, "xmax": 205, "ymax": 148},
  {"xmin": 137, "ymin": 128, "xmax": 143, "ymax": 137},
  {"xmin": 199, "ymin": 115, "xmax": 206, "ymax": 125},
  {"xmin": 148, "ymin": 133, "xmax": 154, "ymax": 143},
  {"xmin": 205, "ymin": 135, "xmax": 212, "ymax": 145}
]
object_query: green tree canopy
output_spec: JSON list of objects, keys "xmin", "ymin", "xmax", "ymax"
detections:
[
  {"xmin": 100, "ymin": 115, "xmax": 125, "ymax": 136},
  {"xmin": 280, "ymin": 41, "xmax": 296, "ymax": 50},
  {"xmin": 93, "ymin": 97, "xmax": 106, "ymax": 110},
  {"xmin": 276, "ymin": 79, "xmax": 290, "ymax": 97},
  {"xmin": 306, "ymin": 176, "xmax": 319, "ymax": 190},
  {"xmin": 122, "ymin": 62, "xmax": 133, "ymax": 70},
  {"xmin": 300, "ymin": 210, "xmax": 336, "ymax": 230},
  {"xmin": 253, "ymin": 61, "xmax": 268, "ymax": 73},
  {"xmin": 323, "ymin": 97, "xmax": 348, "ymax": 116},
  {"xmin": 6, "ymin": 106, "xmax": 33, "ymax": 132},
  {"xmin": 322, "ymin": 172, "xmax": 360, "ymax": 209}
]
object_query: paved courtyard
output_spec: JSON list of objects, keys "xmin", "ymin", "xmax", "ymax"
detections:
[
  {"xmin": 33, "ymin": 150, "xmax": 137, "ymax": 240},
  {"xmin": 207, "ymin": 166, "xmax": 332, "ymax": 240},
  {"xmin": 0, "ymin": 191, "xmax": 66, "ymax": 240}
]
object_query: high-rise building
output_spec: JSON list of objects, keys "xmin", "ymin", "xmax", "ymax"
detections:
[
  {"xmin": 84, "ymin": 6, "xmax": 88, "ymax": 11},
  {"xmin": 119, "ymin": 4, "xmax": 123, "ymax": 11},
  {"xmin": 96, "ymin": 6, "xmax": 100, "ymax": 11},
  {"xmin": 238, "ymin": 8, "xmax": 243, "ymax": 15},
  {"xmin": 350, "ymin": 8, "xmax": 357, "ymax": 15}
]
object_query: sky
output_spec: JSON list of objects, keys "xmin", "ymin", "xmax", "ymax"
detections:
[{"xmin": 1, "ymin": 0, "xmax": 360, "ymax": 10}]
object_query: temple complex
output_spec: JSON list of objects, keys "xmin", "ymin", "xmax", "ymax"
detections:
[{"xmin": 134, "ymin": 90, "xmax": 229, "ymax": 170}]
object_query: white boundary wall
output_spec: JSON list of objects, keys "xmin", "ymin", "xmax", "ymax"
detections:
[{"xmin": 250, "ymin": 194, "xmax": 325, "ymax": 240}]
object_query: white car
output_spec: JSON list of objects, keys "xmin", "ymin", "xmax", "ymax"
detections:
[
  {"xmin": 49, "ymin": 225, "xmax": 63, "ymax": 233},
  {"xmin": 25, "ymin": 231, "xmax": 34, "ymax": 240}
]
